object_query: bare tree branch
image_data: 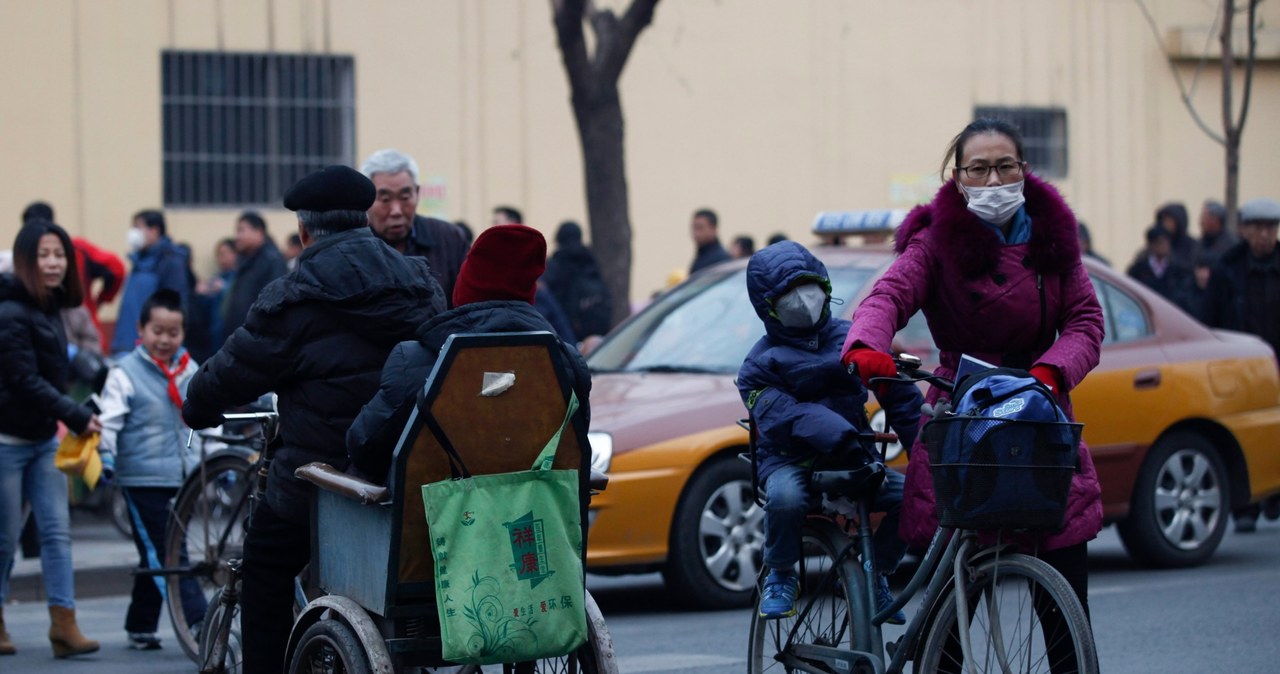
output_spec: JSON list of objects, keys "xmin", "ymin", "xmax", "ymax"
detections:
[
  {"xmin": 1233, "ymin": 0, "xmax": 1260, "ymax": 134},
  {"xmin": 1223, "ymin": 0, "xmax": 1235, "ymax": 142},
  {"xmin": 588, "ymin": 5, "xmax": 619, "ymax": 81},
  {"xmin": 597, "ymin": 0, "xmax": 659, "ymax": 84},
  {"xmin": 553, "ymin": 0, "xmax": 591, "ymax": 94},
  {"xmin": 1133, "ymin": 0, "xmax": 1226, "ymax": 144}
]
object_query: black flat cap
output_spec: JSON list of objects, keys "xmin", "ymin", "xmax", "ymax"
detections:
[{"xmin": 283, "ymin": 165, "xmax": 376, "ymax": 212}]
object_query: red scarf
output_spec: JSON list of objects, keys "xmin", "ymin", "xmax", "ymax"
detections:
[{"xmin": 150, "ymin": 352, "xmax": 191, "ymax": 410}]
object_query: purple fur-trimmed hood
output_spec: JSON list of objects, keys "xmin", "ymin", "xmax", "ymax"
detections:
[{"xmin": 895, "ymin": 173, "xmax": 1081, "ymax": 279}]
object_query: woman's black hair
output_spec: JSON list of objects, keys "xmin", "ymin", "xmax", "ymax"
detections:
[
  {"xmin": 11, "ymin": 219, "xmax": 83, "ymax": 310},
  {"xmin": 940, "ymin": 118, "xmax": 1026, "ymax": 181}
]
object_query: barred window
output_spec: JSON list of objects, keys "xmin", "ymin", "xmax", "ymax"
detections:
[
  {"xmin": 972, "ymin": 106, "xmax": 1068, "ymax": 178},
  {"xmin": 162, "ymin": 51, "xmax": 356, "ymax": 207}
]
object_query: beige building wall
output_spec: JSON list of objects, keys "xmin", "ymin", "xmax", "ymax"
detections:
[{"xmin": 1, "ymin": 0, "xmax": 1277, "ymax": 312}]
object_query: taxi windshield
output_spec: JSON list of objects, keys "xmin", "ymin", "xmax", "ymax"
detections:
[{"xmin": 588, "ymin": 266, "xmax": 875, "ymax": 374}]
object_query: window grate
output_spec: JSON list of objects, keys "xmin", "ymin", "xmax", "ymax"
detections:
[
  {"xmin": 973, "ymin": 107, "xmax": 1068, "ymax": 179},
  {"xmin": 161, "ymin": 51, "xmax": 356, "ymax": 207}
]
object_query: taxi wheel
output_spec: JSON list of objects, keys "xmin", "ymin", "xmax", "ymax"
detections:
[
  {"xmin": 1118, "ymin": 431, "xmax": 1228, "ymax": 568},
  {"xmin": 663, "ymin": 456, "xmax": 763, "ymax": 609}
]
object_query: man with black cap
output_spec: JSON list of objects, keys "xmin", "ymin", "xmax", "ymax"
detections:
[
  {"xmin": 347, "ymin": 223, "xmax": 591, "ymax": 480},
  {"xmin": 1203, "ymin": 197, "xmax": 1280, "ymax": 532},
  {"xmin": 182, "ymin": 165, "xmax": 446, "ymax": 672}
]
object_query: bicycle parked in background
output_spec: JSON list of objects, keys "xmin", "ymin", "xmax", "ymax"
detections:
[{"xmin": 748, "ymin": 355, "xmax": 1098, "ymax": 674}]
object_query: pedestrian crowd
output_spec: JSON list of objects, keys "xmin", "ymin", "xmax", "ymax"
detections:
[
  {"xmin": 1, "ymin": 124, "xmax": 1278, "ymax": 672},
  {"xmin": 0, "ymin": 147, "xmax": 617, "ymax": 664},
  {"xmin": 1120, "ymin": 197, "xmax": 1280, "ymax": 531}
]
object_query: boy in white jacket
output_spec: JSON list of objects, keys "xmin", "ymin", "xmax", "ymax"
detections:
[{"xmin": 98, "ymin": 289, "xmax": 206, "ymax": 650}]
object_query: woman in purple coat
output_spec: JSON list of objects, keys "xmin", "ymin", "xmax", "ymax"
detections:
[{"xmin": 841, "ymin": 119, "xmax": 1105, "ymax": 617}]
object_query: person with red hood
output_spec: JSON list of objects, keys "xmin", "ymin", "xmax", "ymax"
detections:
[
  {"xmin": 841, "ymin": 119, "xmax": 1104, "ymax": 666},
  {"xmin": 347, "ymin": 224, "xmax": 592, "ymax": 481}
]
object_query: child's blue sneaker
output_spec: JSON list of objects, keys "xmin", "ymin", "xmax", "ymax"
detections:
[
  {"xmin": 876, "ymin": 574, "xmax": 907, "ymax": 625},
  {"xmin": 758, "ymin": 569, "xmax": 799, "ymax": 619}
]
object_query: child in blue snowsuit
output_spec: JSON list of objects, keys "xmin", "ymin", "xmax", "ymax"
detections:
[{"xmin": 737, "ymin": 241, "xmax": 922, "ymax": 620}]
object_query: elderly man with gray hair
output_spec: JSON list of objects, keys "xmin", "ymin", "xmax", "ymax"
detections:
[{"xmin": 361, "ymin": 148, "xmax": 471, "ymax": 307}]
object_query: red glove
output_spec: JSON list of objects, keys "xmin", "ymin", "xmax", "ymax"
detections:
[
  {"xmin": 1030, "ymin": 364, "xmax": 1064, "ymax": 393},
  {"xmin": 842, "ymin": 348, "xmax": 896, "ymax": 397}
]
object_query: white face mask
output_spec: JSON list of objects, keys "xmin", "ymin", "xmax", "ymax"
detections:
[
  {"xmin": 774, "ymin": 283, "xmax": 828, "ymax": 329},
  {"xmin": 961, "ymin": 180, "xmax": 1026, "ymax": 225},
  {"xmin": 126, "ymin": 227, "xmax": 146, "ymax": 253}
]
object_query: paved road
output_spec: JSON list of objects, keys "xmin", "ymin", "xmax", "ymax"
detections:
[
  {"xmin": 589, "ymin": 520, "xmax": 1280, "ymax": 673},
  {"xmin": 4, "ymin": 518, "xmax": 1278, "ymax": 672}
]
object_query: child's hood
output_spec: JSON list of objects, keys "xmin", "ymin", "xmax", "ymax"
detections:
[{"xmin": 745, "ymin": 241, "xmax": 832, "ymax": 338}]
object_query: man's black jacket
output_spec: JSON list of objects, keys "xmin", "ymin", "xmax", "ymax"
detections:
[
  {"xmin": 401, "ymin": 215, "xmax": 470, "ymax": 308},
  {"xmin": 185, "ymin": 228, "xmax": 446, "ymax": 523},
  {"xmin": 220, "ymin": 238, "xmax": 288, "ymax": 345},
  {"xmin": 1202, "ymin": 240, "xmax": 1280, "ymax": 357}
]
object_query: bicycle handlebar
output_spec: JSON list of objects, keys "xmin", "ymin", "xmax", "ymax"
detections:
[{"xmin": 866, "ymin": 353, "xmax": 957, "ymax": 393}]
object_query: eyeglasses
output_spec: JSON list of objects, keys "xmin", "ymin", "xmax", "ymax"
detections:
[{"xmin": 956, "ymin": 161, "xmax": 1025, "ymax": 180}]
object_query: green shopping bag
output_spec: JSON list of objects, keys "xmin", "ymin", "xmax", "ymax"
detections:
[{"xmin": 422, "ymin": 392, "xmax": 587, "ymax": 665}]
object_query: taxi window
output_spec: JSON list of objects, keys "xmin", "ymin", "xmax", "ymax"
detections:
[
  {"xmin": 589, "ymin": 266, "xmax": 874, "ymax": 374},
  {"xmin": 1091, "ymin": 275, "xmax": 1151, "ymax": 343}
]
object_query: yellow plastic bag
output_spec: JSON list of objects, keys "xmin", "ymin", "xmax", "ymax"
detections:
[{"xmin": 55, "ymin": 432, "xmax": 103, "ymax": 490}]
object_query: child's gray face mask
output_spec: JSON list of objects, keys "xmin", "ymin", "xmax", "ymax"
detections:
[{"xmin": 774, "ymin": 283, "xmax": 828, "ymax": 329}]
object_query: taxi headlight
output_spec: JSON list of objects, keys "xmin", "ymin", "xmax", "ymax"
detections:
[{"xmin": 587, "ymin": 432, "xmax": 613, "ymax": 473}]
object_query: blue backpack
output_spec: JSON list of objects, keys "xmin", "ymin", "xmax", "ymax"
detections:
[{"xmin": 924, "ymin": 368, "xmax": 1082, "ymax": 531}]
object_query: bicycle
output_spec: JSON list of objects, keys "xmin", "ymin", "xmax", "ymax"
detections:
[
  {"xmin": 134, "ymin": 408, "xmax": 280, "ymax": 665},
  {"xmin": 747, "ymin": 356, "xmax": 1099, "ymax": 673}
]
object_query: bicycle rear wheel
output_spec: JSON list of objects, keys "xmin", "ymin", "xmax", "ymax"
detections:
[
  {"xmin": 165, "ymin": 453, "xmax": 255, "ymax": 662},
  {"xmin": 747, "ymin": 518, "xmax": 864, "ymax": 674},
  {"xmin": 918, "ymin": 553, "xmax": 1098, "ymax": 674}
]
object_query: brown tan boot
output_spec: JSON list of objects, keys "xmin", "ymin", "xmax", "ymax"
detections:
[
  {"xmin": 0, "ymin": 606, "xmax": 15, "ymax": 655},
  {"xmin": 47, "ymin": 606, "xmax": 99, "ymax": 658}
]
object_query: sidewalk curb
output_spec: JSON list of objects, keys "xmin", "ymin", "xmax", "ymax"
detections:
[{"xmin": 9, "ymin": 565, "xmax": 138, "ymax": 602}]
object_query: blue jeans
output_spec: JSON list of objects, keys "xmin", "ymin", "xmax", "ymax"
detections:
[
  {"xmin": 0, "ymin": 437, "xmax": 75, "ymax": 607},
  {"xmin": 762, "ymin": 462, "xmax": 906, "ymax": 575}
]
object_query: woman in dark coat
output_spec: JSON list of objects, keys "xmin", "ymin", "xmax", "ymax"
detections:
[
  {"xmin": 0, "ymin": 220, "xmax": 101, "ymax": 657},
  {"xmin": 841, "ymin": 119, "xmax": 1105, "ymax": 626}
]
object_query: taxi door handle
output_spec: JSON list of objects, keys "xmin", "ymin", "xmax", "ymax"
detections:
[{"xmin": 1134, "ymin": 369, "xmax": 1162, "ymax": 390}]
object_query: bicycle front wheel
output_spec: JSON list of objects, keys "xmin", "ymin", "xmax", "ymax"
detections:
[
  {"xmin": 165, "ymin": 453, "xmax": 255, "ymax": 662},
  {"xmin": 747, "ymin": 518, "xmax": 865, "ymax": 674},
  {"xmin": 918, "ymin": 553, "xmax": 1098, "ymax": 674}
]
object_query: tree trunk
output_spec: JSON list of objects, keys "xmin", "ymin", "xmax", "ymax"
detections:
[
  {"xmin": 578, "ymin": 86, "xmax": 633, "ymax": 325},
  {"xmin": 553, "ymin": 0, "xmax": 659, "ymax": 328},
  {"xmin": 1220, "ymin": 0, "xmax": 1259, "ymax": 235},
  {"xmin": 1221, "ymin": 0, "xmax": 1239, "ymax": 233}
]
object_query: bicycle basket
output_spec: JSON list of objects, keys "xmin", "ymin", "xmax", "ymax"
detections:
[{"xmin": 923, "ymin": 416, "xmax": 1082, "ymax": 531}]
